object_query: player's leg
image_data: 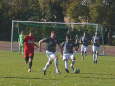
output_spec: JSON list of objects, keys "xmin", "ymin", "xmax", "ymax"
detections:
[
  {"xmin": 81, "ymin": 45, "xmax": 84, "ymax": 60},
  {"xmin": 92, "ymin": 46, "xmax": 96, "ymax": 64},
  {"xmin": 21, "ymin": 45, "xmax": 24, "ymax": 54},
  {"xmin": 70, "ymin": 54, "xmax": 76, "ymax": 72},
  {"xmin": 24, "ymin": 50, "xmax": 29, "ymax": 64},
  {"xmin": 28, "ymin": 55, "xmax": 33, "ymax": 72},
  {"xmin": 84, "ymin": 46, "xmax": 87, "ymax": 57},
  {"xmin": 42, "ymin": 58, "xmax": 52, "ymax": 75},
  {"xmin": 95, "ymin": 47, "xmax": 99, "ymax": 64},
  {"xmin": 19, "ymin": 43, "xmax": 21, "ymax": 54},
  {"xmin": 42, "ymin": 51, "xmax": 52, "ymax": 75},
  {"xmin": 54, "ymin": 57, "xmax": 60, "ymax": 73},
  {"xmin": 95, "ymin": 51, "xmax": 98, "ymax": 64},
  {"xmin": 25, "ymin": 57, "xmax": 29, "ymax": 64},
  {"xmin": 48, "ymin": 52, "xmax": 60, "ymax": 73},
  {"xmin": 63, "ymin": 54, "xmax": 69, "ymax": 73}
]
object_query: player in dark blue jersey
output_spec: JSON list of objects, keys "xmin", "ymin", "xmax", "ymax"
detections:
[
  {"xmin": 92, "ymin": 32, "xmax": 100, "ymax": 64},
  {"xmin": 80, "ymin": 32, "xmax": 89, "ymax": 60},
  {"xmin": 62, "ymin": 34, "xmax": 79, "ymax": 73},
  {"xmin": 39, "ymin": 31, "xmax": 62, "ymax": 75}
]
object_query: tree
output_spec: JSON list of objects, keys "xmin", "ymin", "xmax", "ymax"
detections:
[
  {"xmin": 66, "ymin": 0, "xmax": 90, "ymax": 22},
  {"xmin": 39, "ymin": 0, "xmax": 64, "ymax": 22}
]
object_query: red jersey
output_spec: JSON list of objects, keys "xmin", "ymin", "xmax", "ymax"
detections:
[{"xmin": 24, "ymin": 35, "xmax": 35, "ymax": 51}]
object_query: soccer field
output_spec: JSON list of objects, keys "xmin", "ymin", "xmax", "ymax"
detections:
[{"xmin": 0, "ymin": 51, "xmax": 115, "ymax": 86}]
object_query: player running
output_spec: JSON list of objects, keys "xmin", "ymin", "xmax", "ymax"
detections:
[
  {"xmin": 92, "ymin": 32, "xmax": 101, "ymax": 64},
  {"xmin": 24, "ymin": 32, "xmax": 38, "ymax": 72},
  {"xmin": 18, "ymin": 31, "xmax": 24, "ymax": 54},
  {"xmin": 62, "ymin": 34, "xmax": 79, "ymax": 73},
  {"xmin": 39, "ymin": 31, "xmax": 62, "ymax": 75},
  {"xmin": 80, "ymin": 32, "xmax": 89, "ymax": 60}
]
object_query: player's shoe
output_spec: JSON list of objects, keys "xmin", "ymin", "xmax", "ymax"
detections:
[
  {"xmin": 95, "ymin": 60, "xmax": 98, "ymax": 64},
  {"xmin": 65, "ymin": 68, "xmax": 69, "ymax": 73},
  {"xmin": 93, "ymin": 60, "xmax": 97, "ymax": 64},
  {"xmin": 25, "ymin": 60, "xmax": 28, "ymax": 64},
  {"xmin": 70, "ymin": 66, "xmax": 74, "ymax": 73},
  {"xmin": 55, "ymin": 70, "xmax": 61, "ymax": 74},
  {"xmin": 28, "ymin": 69, "xmax": 31, "ymax": 72},
  {"xmin": 42, "ymin": 69, "xmax": 46, "ymax": 75}
]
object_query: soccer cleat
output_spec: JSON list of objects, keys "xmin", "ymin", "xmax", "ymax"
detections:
[
  {"xmin": 55, "ymin": 70, "xmax": 61, "ymax": 74},
  {"xmin": 28, "ymin": 69, "xmax": 31, "ymax": 72},
  {"xmin": 95, "ymin": 60, "xmax": 98, "ymax": 64},
  {"xmin": 74, "ymin": 68, "xmax": 80, "ymax": 74},
  {"xmin": 42, "ymin": 69, "xmax": 46, "ymax": 75},
  {"xmin": 70, "ymin": 66, "xmax": 74, "ymax": 73},
  {"xmin": 25, "ymin": 62, "xmax": 28, "ymax": 64},
  {"xmin": 65, "ymin": 68, "xmax": 69, "ymax": 73},
  {"xmin": 93, "ymin": 60, "xmax": 98, "ymax": 64},
  {"xmin": 25, "ymin": 60, "xmax": 28, "ymax": 64}
]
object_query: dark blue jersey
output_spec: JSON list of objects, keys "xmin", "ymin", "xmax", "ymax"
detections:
[
  {"xmin": 43, "ymin": 37, "xmax": 59, "ymax": 52},
  {"xmin": 62, "ymin": 40, "xmax": 77, "ymax": 54},
  {"xmin": 81, "ymin": 36, "xmax": 88, "ymax": 46}
]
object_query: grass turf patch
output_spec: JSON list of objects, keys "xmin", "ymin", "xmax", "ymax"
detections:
[{"xmin": 0, "ymin": 51, "xmax": 115, "ymax": 86}]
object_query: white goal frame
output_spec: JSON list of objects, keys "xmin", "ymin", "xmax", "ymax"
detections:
[{"xmin": 11, "ymin": 20, "xmax": 103, "ymax": 54}]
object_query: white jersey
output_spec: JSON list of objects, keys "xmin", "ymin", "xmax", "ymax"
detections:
[{"xmin": 92, "ymin": 36, "xmax": 100, "ymax": 47}]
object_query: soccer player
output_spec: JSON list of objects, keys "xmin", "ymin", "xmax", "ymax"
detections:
[
  {"xmin": 39, "ymin": 31, "xmax": 62, "ymax": 75},
  {"xmin": 24, "ymin": 32, "xmax": 38, "ymax": 72},
  {"xmin": 92, "ymin": 32, "xmax": 100, "ymax": 64},
  {"xmin": 62, "ymin": 34, "xmax": 79, "ymax": 73},
  {"xmin": 80, "ymin": 32, "xmax": 89, "ymax": 60},
  {"xmin": 18, "ymin": 31, "xmax": 24, "ymax": 54}
]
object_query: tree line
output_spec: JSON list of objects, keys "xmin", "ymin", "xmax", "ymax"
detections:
[{"xmin": 0, "ymin": 0, "xmax": 115, "ymax": 43}]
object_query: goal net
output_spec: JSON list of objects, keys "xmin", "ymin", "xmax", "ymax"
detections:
[{"xmin": 11, "ymin": 20, "xmax": 104, "ymax": 55}]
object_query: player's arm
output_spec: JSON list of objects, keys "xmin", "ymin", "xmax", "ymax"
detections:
[
  {"xmin": 34, "ymin": 42, "xmax": 39, "ymax": 48},
  {"xmin": 38, "ymin": 38, "xmax": 47, "ymax": 52}
]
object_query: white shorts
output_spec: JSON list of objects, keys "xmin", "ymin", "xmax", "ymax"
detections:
[
  {"xmin": 46, "ymin": 50, "xmax": 57, "ymax": 60},
  {"xmin": 63, "ymin": 53, "xmax": 75, "ymax": 61},
  {"xmin": 92, "ymin": 46, "xmax": 100, "ymax": 53},
  {"xmin": 81, "ymin": 45, "xmax": 88, "ymax": 52}
]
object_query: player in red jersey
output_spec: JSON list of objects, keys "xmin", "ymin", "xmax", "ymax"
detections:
[{"xmin": 24, "ymin": 32, "xmax": 38, "ymax": 72}]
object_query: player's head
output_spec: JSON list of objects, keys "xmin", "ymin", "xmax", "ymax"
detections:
[{"xmin": 50, "ymin": 31, "xmax": 56, "ymax": 39}]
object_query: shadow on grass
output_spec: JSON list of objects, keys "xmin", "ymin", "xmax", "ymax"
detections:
[
  {"xmin": 80, "ymin": 72, "xmax": 113, "ymax": 76},
  {"xmin": 64, "ymin": 72, "xmax": 115, "ymax": 80},
  {"xmin": 0, "ymin": 76, "xmax": 59, "ymax": 80},
  {"xmin": 79, "ymin": 76, "xmax": 115, "ymax": 80}
]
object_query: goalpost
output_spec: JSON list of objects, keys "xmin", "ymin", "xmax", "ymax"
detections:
[{"xmin": 11, "ymin": 20, "xmax": 104, "ymax": 55}]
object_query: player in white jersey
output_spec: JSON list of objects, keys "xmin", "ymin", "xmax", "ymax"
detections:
[
  {"xmin": 80, "ymin": 32, "xmax": 89, "ymax": 60},
  {"xmin": 92, "ymin": 32, "xmax": 100, "ymax": 64},
  {"xmin": 62, "ymin": 34, "xmax": 79, "ymax": 73}
]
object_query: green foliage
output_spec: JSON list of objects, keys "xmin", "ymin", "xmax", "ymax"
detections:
[{"xmin": 0, "ymin": 0, "xmax": 115, "ymax": 41}]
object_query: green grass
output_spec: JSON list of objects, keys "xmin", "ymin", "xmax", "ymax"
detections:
[{"xmin": 0, "ymin": 51, "xmax": 115, "ymax": 86}]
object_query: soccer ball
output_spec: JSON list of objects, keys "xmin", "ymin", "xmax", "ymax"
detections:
[{"xmin": 74, "ymin": 68, "xmax": 80, "ymax": 74}]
